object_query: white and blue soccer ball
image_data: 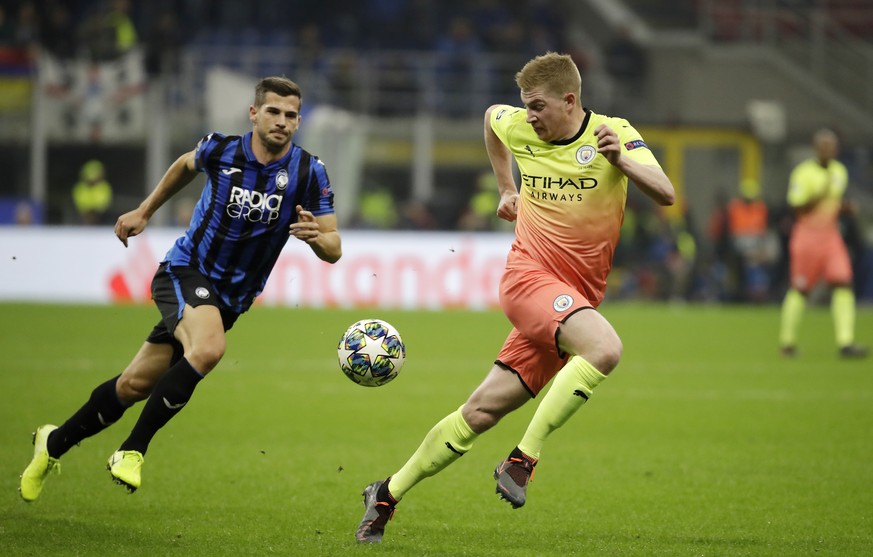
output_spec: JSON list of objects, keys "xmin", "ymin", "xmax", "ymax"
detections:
[{"xmin": 337, "ymin": 319, "xmax": 406, "ymax": 387}]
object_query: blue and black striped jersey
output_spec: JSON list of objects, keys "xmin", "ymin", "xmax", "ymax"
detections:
[{"xmin": 163, "ymin": 131, "xmax": 335, "ymax": 313}]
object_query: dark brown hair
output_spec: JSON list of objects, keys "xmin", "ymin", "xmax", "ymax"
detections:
[{"xmin": 254, "ymin": 76, "xmax": 302, "ymax": 108}]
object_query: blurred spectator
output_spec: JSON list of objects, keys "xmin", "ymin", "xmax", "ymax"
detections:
[
  {"xmin": 727, "ymin": 179, "xmax": 776, "ymax": 302},
  {"xmin": 603, "ymin": 24, "xmax": 647, "ymax": 115},
  {"xmin": 373, "ymin": 53, "xmax": 419, "ymax": 116},
  {"xmin": 72, "ymin": 159, "xmax": 113, "ymax": 225},
  {"xmin": 0, "ymin": 6, "xmax": 14, "ymax": 46},
  {"xmin": 398, "ymin": 199, "xmax": 437, "ymax": 230},
  {"xmin": 6, "ymin": 1, "xmax": 39, "ymax": 54},
  {"xmin": 15, "ymin": 200, "xmax": 35, "ymax": 225},
  {"xmin": 80, "ymin": 62, "xmax": 106, "ymax": 142},
  {"xmin": 39, "ymin": 1, "xmax": 78, "ymax": 60},
  {"xmin": 352, "ymin": 186, "xmax": 398, "ymax": 229},
  {"xmin": 79, "ymin": 0, "xmax": 138, "ymax": 62},
  {"xmin": 434, "ymin": 15, "xmax": 483, "ymax": 116},
  {"xmin": 144, "ymin": 11, "xmax": 182, "ymax": 78},
  {"xmin": 839, "ymin": 198, "xmax": 868, "ymax": 298},
  {"xmin": 295, "ymin": 23, "xmax": 327, "ymax": 77},
  {"xmin": 457, "ymin": 171, "xmax": 512, "ymax": 232},
  {"xmin": 703, "ymin": 189, "xmax": 734, "ymax": 300},
  {"xmin": 605, "ymin": 25, "xmax": 647, "ymax": 86},
  {"xmin": 470, "ymin": 0, "xmax": 514, "ymax": 52},
  {"xmin": 325, "ymin": 50, "xmax": 360, "ymax": 111},
  {"xmin": 668, "ymin": 213, "xmax": 698, "ymax": 300}
]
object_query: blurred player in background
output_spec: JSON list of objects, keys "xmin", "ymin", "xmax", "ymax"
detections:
[
  {"xmin": 779, "ymin": 128, "xmax": 868, "ymax": 358},
  {"xmin": 356, "ymin": 52, "xmax": 675, "ymax": 543},
  {"xmin": 20, "ymin": 76, "xmax": 342, "ymax": 501}
]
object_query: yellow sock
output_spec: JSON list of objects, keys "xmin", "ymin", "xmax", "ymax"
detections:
[
  {"xmin": 779, "ymin": 288, "xmax": 806, "ymax": 347},
  {"xmin": 518, "ymin": 356, "xmax": 606, "ymax": 460},
  {"xmin": 389, "ymin": 406, "xmax": 478, "ymax": 499},
  {"xmin": 832, "ymin": 287, "xmax": 856, "ymax": 347}
]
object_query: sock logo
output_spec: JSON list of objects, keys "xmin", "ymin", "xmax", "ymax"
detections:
[
  {"xmin": 572, "ymin": 389, "xmax": 589, "ymax": 400},
  {"xmin": 163, "ymin": 397, "xmax": 187, "ymax": 410},
  {"xmin": 445, "ymin": 442, "xmax": 464, "ymax": 456}
]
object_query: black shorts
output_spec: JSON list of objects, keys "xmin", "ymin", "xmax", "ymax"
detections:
[{"xmin": 146, "ymin": 263, "xmax": 240, "ymax": 347}]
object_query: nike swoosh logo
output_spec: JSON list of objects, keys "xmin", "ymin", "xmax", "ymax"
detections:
[
  {"xmin": 222, "ymin": 168, "xmax": 242, "ymax": 175},
  {"xmin": 163, "ymin": 397, "xmax": 187, "ymax": 410}
]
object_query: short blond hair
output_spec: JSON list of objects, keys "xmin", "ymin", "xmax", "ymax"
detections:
[{"xmin": 515, "ymin": 52, "xmax": 582, "ymax": 104}]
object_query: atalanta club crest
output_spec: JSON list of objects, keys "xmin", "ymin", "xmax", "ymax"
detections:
[{"xmin": 275, "ymin": 169, "xmax": 288, "ymax": 190}]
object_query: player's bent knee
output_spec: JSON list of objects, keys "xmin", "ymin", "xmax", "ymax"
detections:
[
  {"xmin": 116, "ymin": 374, "xmax": 154, "ymax": 404},
  {"xmin": 590, "ymin": 338, "xmax": 623, "ymax": 374},
  {"xmin": 185, "ymin": 344, "xmax": 225, "ymax": 374},
  {"xmin": 461, "ymin": 405, "xmax": 502, "ymax": 434}
]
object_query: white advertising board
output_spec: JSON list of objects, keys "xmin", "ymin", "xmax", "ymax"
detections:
[{"xmin": 0, "ymin": 228, "xmax": 514, "ymax": 310}]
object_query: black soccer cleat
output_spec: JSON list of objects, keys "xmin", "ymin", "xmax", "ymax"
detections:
[
  {"xmin": 839, "ymin": 344, "xmax": 869, "ymax": 359},
  {"xmin": 494, "ymin": 447, "xmax": 537, "ymax": 509}
]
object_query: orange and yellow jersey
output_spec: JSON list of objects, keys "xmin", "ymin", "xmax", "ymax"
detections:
[
  {"xmin": 490, "ymin": 106, "xmax": 661, "ymax": 305},
  {"xmin": 787, "ymin": 158, "xmax": 847, "ymax": 230}
]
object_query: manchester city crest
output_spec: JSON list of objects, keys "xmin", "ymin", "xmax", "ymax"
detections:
[
  {"xmin": 553, "ymin": 294, "xmax": 574, "ymax": 312},
  {"xmin": 575, "ymin": 145, "xmax": 596, "ymax": 165}
]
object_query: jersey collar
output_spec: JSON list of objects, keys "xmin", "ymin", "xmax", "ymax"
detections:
[
  {"xmin": 550, "ymin": 108, "xmax": 591, "ymax": 146},
  {"xmin": 242, "ymin": 131, "xmax": 295, "ymax": 167}
]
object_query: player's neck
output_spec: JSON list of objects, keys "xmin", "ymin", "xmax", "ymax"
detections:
[
  {"xmin": 251, "ymin": 137, "xmax": 291, "ymax": 165},
  {"xmin": 557, "ymin": 110, "xmax": 586, "ymax": 142}
]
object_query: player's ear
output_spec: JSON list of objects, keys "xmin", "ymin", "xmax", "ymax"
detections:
[{"xmin": 249, "ymin": 105, "xmax": 257, "ymax": 124}]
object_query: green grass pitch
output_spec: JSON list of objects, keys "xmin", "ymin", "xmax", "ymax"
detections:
[{"xmin": 1, "ymin": 302, "xmax": 871, "ymax": 556}]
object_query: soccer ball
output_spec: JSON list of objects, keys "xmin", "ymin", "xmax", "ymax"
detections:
[{"xmin": 337, "ymin": 319, "xmax": 406, "ymax": 387}]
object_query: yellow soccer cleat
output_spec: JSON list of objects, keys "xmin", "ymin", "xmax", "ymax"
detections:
[
  {"xmin": 107, "ymin": 450, "xmax": 144, "ymax": 493},
  {"xmin": 20, "ymin": 424, "xmax": 61, "ymax": 502}
]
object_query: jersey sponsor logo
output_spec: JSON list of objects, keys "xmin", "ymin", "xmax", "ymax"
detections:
[
  {"xmin": 522, "ymin": 174, "xmax": 598, "ymax": 202},
  {"xmin": 553, "ymin": 294, "xmax": 574, "ymax": 312},
  {"xmin": 227, "ymin": 186, "xmax": 283, "ymax": 224},
  {"xmin": 521, "ymin": 174, "xmax": 598, "ymax": 190},
  {"xmin": 624, "ymin": 139, "xmax": 648, "ymax": 151},
  {"xmin": 575, "ymin": 145, "xmax": 596, "ymax": 165},
  {"xmin": 275, "ymin": 169, "xmax": 288, "ymax": 190}
]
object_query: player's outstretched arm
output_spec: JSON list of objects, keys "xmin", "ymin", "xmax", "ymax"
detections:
[
  {"xmin": 621, "ymin": 160, "xmax": 675, "ymax": 207},
  {"xmin": 290, "ymin": 206, "xmax": 342, "ymax": 263},
  {"xmin": 115, "ymin": 151, "xmax": 199, "ymax": 247}
]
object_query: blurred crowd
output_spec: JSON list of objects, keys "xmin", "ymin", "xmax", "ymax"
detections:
[
  {"xmin": 0, "ymin": 0, "xmax": 576, "ymax": 70},
  {"xmin": 1, "ymin": 0, "xmax": 869, "ymax": 304},
  {"xmin": 610, "ymin": 180, "xmax": 870, "ymax": 304}
]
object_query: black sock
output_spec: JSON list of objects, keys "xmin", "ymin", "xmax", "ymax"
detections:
[
  {"xmin": 47, "ymin": 375, "xmax": 128, "ymax": 458},
  {"xmin": 118, "ymin": 358, "xmax": 203, "ymax": 455}
]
